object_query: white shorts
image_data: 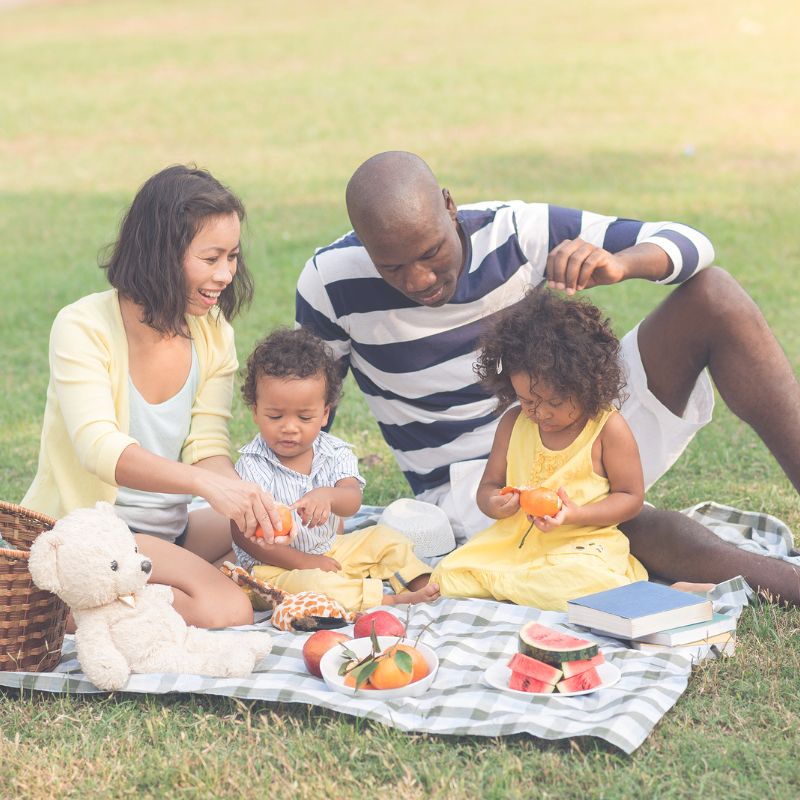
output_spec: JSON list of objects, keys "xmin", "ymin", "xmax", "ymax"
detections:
[{"xmin": 418, "ymin": 321, "xmax": 715, "ymax": 542}]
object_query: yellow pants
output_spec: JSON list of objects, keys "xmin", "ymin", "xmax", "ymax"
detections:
[{"xmin": 251, "ymin": 524, "xmax": 431, "ymax": 612}]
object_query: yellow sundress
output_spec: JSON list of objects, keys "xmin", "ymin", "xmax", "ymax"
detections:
[{"xmin": 431, "ymin": 407, "xmax": 647, "ymax": 610}]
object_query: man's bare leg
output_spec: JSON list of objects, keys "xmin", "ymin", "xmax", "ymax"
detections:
[
  {"xmin": 621, "ymin": 507, "xmax": 800, "ymax": 604},
  {"xmin": 625, "ymin": 267, "xmax": 800, "ymax": 604},
  {"xmin": 637, "ymin": 267, "xmax": 800, "ymax": 491}
]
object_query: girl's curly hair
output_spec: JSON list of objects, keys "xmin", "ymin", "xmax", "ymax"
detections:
[
  {"xmin": 475, "ymin": 288, "xmax": 626, "ymax": 418},
  {"xmin": 241, "ymin": 327, "xmax": 343, "ymax": 407}
]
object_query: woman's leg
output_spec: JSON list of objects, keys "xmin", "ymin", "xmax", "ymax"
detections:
[
  {"xmin": 135, "ymin": 533, "xmax": 253, "ymax": 628},
  {"xmin": 184, "ymin": 506, "xmax": 235, "ymax": 567}
]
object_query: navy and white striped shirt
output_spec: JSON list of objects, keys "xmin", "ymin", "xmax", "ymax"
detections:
[
  {"xmin": 232, "ymin": 430, "xmax": 365, "ymax": 572},
  {"xmin": 296, "ymin": 201, "xmax": 714, "ymax": 495}
]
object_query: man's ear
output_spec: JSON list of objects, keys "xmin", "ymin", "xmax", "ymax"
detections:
[
  {"xmin": 27, "ymin": 528, "xmax": 64, "ymax": 595},
  {"xmin": 443, "ymin": 187, "xmax": 457, "ymax": 219}
]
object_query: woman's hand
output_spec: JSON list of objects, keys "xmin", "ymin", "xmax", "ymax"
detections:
[{"xmin": 195, "ymin": 472, "xmax": 281, "ymax": 541}]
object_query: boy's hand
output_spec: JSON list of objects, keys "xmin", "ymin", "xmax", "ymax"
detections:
[
  {"xmin": 531, "ymin": 487, "xmax": 573, "ymax": 532},
  {"xmin": 291, "ymin": 488, "xmax": 334, "ymax": 528},
  {"xmin": 307, "ymin": 555, "xmax": 342, "ymax": 573},
  {"xmin": 486, "ymin": 488, "xmax": 520, "ymax": 519}
]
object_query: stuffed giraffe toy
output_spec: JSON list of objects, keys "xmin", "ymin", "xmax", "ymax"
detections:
[{"xmin": 221, "ymin": 562, "xmax": 359, "ymax": 632}]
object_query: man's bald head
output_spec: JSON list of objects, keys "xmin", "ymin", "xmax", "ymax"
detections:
[
  {"xmin": 344, "ymin": 152, "xmax": 465, "ymax": 307},
  {"xmin": 346, "ymin": 151, "xmax": 446, "ymax": 242}
]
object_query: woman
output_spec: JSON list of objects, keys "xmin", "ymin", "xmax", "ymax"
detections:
[{"xmin": 23, "ymin": 165, "xmax": 282, "ymax": 627}]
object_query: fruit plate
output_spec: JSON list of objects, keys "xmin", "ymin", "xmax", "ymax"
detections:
[
  {"xmin": 320, "ymin": 636, "xmax": 439, "ymax": 699},
  {"xmin": 484, "ymin": 661, "xmax": 621, "ymax": 698}
]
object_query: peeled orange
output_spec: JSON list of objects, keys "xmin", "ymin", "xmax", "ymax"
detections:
[{"xmin": 518, "ymin": 487, "xmax": 562, "ymax": 517}]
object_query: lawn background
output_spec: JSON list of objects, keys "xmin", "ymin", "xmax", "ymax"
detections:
[{"xmin": 1, "ymin": 0, "xmax": 799, "ymax": 797}]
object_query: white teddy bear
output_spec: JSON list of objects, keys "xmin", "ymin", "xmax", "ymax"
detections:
[{"xmin": 28, "ymin": 502, "xmax": 272, "ymax": 691}]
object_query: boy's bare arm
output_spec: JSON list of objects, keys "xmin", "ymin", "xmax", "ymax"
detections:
[
  {"xmin": 292, "ymin": 478, "xmax": 362, "ymax": 527},
  {"xmin": 230, "ymin": 521, "xmax": 339, "ymax": 571}
]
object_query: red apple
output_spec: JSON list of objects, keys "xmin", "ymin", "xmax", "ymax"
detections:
[
  {"xmin": 353, "ymin": 610, "xmax": 406, "ymax": 639},
  {"xmin": 302, "ymin": 630, "xmax": 350, "ymax": 678}
]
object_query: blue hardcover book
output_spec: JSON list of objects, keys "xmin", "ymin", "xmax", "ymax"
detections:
[{"xmin": 567, "ymin": 581, "xmax": 713, "ymax": 638}]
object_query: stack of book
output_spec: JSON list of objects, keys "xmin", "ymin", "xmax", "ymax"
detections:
[{"xmin": 566, "ymin": 582, "xmax": 737, "ymax": 661}]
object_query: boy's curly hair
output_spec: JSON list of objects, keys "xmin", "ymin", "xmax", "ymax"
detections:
[
  {"xmin": 241, "ymin": 327, "xmax": 343, "ymax": 407},
  {"xmin": 476, "ymin": 288, "xmax": 626, "ymax": 418}
]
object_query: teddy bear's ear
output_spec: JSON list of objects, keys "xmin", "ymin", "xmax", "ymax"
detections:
[
  {"xmin": 95, "ymin": 501, "xmax": 116, "ymax": 517},
  {"xmin": 27, "ymin": 528, "xmax": 65, "ymax": 595}
]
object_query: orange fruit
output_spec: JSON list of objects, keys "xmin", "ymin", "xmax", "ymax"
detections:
[
  {"xmin": 392, "ymin": 644, "xmax": 429, "ymax": 683},
  {"xmin": 518, "ymin": 487, "xmax": 562, "ymax": 517},
  {"xmin": 368, "ymin": 652, "xmax": 414, "ymax": 690},
  {"xmin": 255, "ymin": 504, "xmax": 294, "ymax": 538},
  {"xmin": 499, "ymin": 485, "xmax": 518, "ymax": 496}
]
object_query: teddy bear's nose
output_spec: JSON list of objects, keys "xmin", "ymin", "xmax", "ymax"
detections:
[{"xmin": 141, "ymin": 560, "xmax": 152, "ymax": 574}]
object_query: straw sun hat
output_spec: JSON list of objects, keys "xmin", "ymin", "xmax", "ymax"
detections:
[{"xmin": 378, "ymin": 498, "xmax": 456, "ymax": 559}]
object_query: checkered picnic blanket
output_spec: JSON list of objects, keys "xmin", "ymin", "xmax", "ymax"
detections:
[{"xmin": 0, "ymin": 502, "xmax": 790, "ymax": 754}]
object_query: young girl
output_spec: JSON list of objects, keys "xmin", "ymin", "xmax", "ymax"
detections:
[
  {"xmin": 231, "ymin": 327, "xmax": 440, "ymax": 611},
  {"xmin": 431, "ymin": 288, "xmax": 649, "ymax": 610},
  {"xmin": 23, "ymin": 165, "xmax": 283, "ymax": 628}
]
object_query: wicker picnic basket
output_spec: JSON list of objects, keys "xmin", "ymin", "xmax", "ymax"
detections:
[{"xmin": 0, "ymin": 502, "xmax": 68, "ymax": 672}]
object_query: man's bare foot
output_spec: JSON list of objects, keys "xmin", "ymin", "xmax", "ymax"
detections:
[
  {"xmin": 385, "ymin": 582, "xmax": 440, "ymax": 606},
  {"xmin": 671, "ymin": 581, "xmax": 715, "ymax": 594}
]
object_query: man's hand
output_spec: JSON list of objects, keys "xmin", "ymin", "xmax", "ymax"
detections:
[
  {"xmin": 546, "ymin": 239, "xmax": 628, "ymax": 294},
  {"xmin": 292, "ymin": 488, "xmax": 334, "ymax": 528}
]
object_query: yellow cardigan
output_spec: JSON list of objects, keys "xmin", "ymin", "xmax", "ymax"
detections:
[{"xmin": 22, "ymin": 289, "xmax": 238, "ymax": 519}]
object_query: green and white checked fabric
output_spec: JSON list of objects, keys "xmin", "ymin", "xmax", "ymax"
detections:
[
  {"xmin": 0, "ymin": 575, "xmax": 749, "ymax": 755},
  {"xmin": 0, "ymin": 500, "xmax": 784, "ymax": 754}
]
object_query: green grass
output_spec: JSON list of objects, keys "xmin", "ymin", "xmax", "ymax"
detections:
[{"xmin": 1, "ymin": 0, "xmax": 799, "ymax": 796}]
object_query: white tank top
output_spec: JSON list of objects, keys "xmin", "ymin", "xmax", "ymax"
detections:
[{"xmin": 115, "ymin": 344, "xmax": 199, "ymax": 541}]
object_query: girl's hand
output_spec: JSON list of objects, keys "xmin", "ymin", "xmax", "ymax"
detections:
[
  {"xmin": 531, "ymin": 487, "xmax": 573, "ymax": 532},
  {"xmin": 291, "ymin": 488, "xmax": 333, "ymax": 528},
  {"xmin": 197, "ymin": 473, "xmax": 281, "ymax": 541},
  {"xmin": 486, "ymin": 488, "xmax": 520, "ymax": 519}
]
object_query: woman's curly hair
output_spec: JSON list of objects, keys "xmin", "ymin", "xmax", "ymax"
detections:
[
  {"xmin": 475, "ymin": 288, "xmax": 626, "ymax": 418},
  {"xmin": 241, "ymin": 327, "xmax": 343, "ymax": 407}
]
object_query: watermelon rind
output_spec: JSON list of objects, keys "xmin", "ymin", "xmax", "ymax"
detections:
[
  {"xmin": 557, "ymin": 666, "xmax": 602, "ymax": 693},
  {"xmin": 509, "ymin": 672, "xmax": 556, "ymax": 694},
  {"xmin": 560, "ymin": 652, "xmax": 605, "ymax": 679},
  {"xmin": 518, "ymin": 622, "xmax": 598, "ymax": 666},
  {"xmin": 507, "ymin": 652, "xmax": 562, "ymax": 685}
]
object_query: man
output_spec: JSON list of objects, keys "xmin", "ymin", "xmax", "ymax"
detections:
[{"xmin": 297, "ymin": 151, "xmax": 800, "ymax": 604}]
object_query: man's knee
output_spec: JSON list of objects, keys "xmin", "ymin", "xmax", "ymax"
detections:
[{"xmin": 676, "ymin": 266, "xmax": 753, "ymax": 322}]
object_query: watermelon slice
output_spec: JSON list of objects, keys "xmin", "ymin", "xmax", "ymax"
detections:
[
  {"xmin": 560, "ymin": 652, "xmax": 605, "ymax": 679},
  {"xmin": 507, "ymin": 652, "xmax": 562, "ymax": 685},
  {"xmin": 509, "ymin": 672, "xmax": 556, "ymax": 694},
  {"xmin": 557, "ymin": 666, "xmax": 602, "ymax": 693},
  {"xmin": 518, "ymin": 622, "xmax": 598, "ymax": 666}
]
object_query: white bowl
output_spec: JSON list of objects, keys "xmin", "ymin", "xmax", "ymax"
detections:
[{"xmin": 319, "ymin": 635, "xmax": 439, "ymax": 699}]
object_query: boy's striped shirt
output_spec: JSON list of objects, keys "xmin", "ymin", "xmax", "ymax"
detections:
[{"xmin": 296, "ymin": 201, "xmax": 714, "ymax": 494}]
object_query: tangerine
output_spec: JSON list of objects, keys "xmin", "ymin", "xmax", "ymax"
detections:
[
  {"xmin": 518, "ymin": 487, "xmax": 562, "ymax": 517},
  {"xmin": 368, "ymin": 652, "xmax": 414, "ymax": 690},
  {"xmin": 255, "ymin": 504, "xmax": 294, "ymax": 538},
  {"xmin": 391, "ymin": 644, "xmax": 429, "ymax": 682}
]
